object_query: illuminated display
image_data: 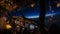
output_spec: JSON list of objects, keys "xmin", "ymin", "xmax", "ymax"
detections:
[
  {"xmin": 29, "ymin": 24, "xmax": 35, "ymax": 30},
  {"xmin": 5, "ymin": 24, "xmax": 12, "ymax": 29}
]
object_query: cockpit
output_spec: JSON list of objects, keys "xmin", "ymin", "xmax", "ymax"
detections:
[{"xmin": 0, "ymin": 0, "xmax": 60, "ymax": 34}]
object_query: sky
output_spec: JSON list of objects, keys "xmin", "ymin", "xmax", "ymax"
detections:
[{"xmin": 9, "ymin": 0, "xmax": 60, "ymax": 18}]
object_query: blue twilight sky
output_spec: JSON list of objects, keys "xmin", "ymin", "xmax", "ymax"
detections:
[{"xmin": 9, "ymin": 0, "xmax": 60, "ymax": 18}]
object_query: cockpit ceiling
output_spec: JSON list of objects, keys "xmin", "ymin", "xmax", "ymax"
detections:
[{"xmin": 0, "ymin": 0, "xmax": 30, "ymax": 11}]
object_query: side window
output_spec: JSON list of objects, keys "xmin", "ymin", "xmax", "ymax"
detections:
[{"xmin": 45, "ymin": 0, "xmax": 60, "ymax": 28}]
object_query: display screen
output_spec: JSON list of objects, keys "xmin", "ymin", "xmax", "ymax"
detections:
[{"xmin": 29, "ymin": 24, "xmax": 35, "ymax": 30}]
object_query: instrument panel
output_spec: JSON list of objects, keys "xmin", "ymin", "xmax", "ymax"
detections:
[
  {"xmin": 0, "ymin": 14, "xmax": 38, "ymax": 32},
  {"xmin": 10, "ymin": 16, "xmax": 38, "ymax": 31}
]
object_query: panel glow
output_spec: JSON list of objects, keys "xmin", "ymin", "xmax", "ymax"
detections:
[{"xmin": 5, "ymin": 24, "xmax": 12, "ymax": 29}]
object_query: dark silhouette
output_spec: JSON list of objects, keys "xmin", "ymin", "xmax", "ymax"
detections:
[{"xmin": 49, "ymin": 23, "xmax": 60, "ymax": 34}]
